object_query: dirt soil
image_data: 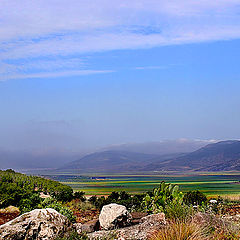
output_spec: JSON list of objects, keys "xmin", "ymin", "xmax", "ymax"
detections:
[
  {"xmin": 0, "ymin": 212, "xmax": 20, "ymax": 225},
  {"xmin": 223, "ymin": 205, "xmax": 240, "ymax": 215},
  {"xmin": 74, "ymin": 209, "xmax": 100, "ymax": 224}
]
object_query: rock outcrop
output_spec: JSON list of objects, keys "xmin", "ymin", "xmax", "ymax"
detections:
[
  {"xmin": 89, "ymin": 213, "xmax": 166, "ymax": 240},
  {"xmin": 99, "ymin": 203, "xmax": 132, "ymax": 230},
  {"xmin": 0, "ymin": 208, "xmax": 72, "ymax": 240}
]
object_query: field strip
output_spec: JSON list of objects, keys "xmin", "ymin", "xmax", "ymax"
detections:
[{"xmin": 60, "ymin": 180, "xmax": 236, "ymax": 185}]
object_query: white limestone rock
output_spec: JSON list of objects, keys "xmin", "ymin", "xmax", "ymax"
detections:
[
  {"xmin": 99, "ymin": 204, "xmax": 132, "ymax": 230},
  {"xmin": 0, "ymin": 208, "xmax": 72, "ymax": 240}
]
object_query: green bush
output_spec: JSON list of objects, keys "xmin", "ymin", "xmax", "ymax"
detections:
[
  {"xmin": 74, "ymin": 191, "xmax": 86, "ymax": 202},
  {"xmin": 89, "ymin": 195, "xmax": 97, "ymax": 204},
  {"xmin": 143, "ymin": 181, "xmax": 184, "ymax": 214},
  {"xmin": 89, "ymin": 193, "xmax": 145, "ymax": 212},
  {"xmin": 107, "ymin": 191, "xmax": 119, "ymax": 202},
  {"xmin": 165, "ymin": 202, "xmax": 193, "ymax": 220},
  {"xmin": 39, "ymin": 198, "xmax": 76, "ymax": 222},
  {"xmin": 183, "ymin": 190, "xmax": 207, "ymax": 206}
]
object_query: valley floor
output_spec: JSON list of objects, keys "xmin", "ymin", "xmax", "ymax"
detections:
[{"xmin": 40, "ymin": 171, "xmax": 240, "ymax": 196}]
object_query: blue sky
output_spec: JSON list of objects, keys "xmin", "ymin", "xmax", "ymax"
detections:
[{"xmin": 0, "ymin": 0, "xmax": 240, "ymax": 153}]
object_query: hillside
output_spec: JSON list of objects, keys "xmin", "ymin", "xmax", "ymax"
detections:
[
  {"xmin": 101, "ymin": 139, "xmax": 210, "ymax": 155},
  {"xmin": 143, "ymin": 140, "xmax": 240, "ymax": 171},
  {"xmin": 60, "ymin": 151, "xmax": 159, "ymax": 172},
  {"xmin": 0, "ymin": 169, "xmax": 73, "ymax": 211},
  {"xmin": 59, "ymin": 140, "xmax": 213, "ymax": 173},
  {"xmin": 0, "ymin": 140, "xmax": 210, "ymax": 170},
  {"xmin": 59, "ymin": 150, "xmax": 186, "ymax": 173}
]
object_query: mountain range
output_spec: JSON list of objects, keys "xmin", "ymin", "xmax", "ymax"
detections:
[
  {"xmin": 143, "ymin": 140, "xmax": 240, "ymax": 172},
  {"xmin": 0, "ymin": 139, "xmax": 210, "ymax": 170},
  {"xmin": 60, "ymin": 151, "xmax": 185, "ymax": 173},
  {"xmin": 2, "ymin": 139, "xmax": 240, "ymax": 172},
  {"xmin": 60, "ymin": 140, "xmax": 240, "ymax": 172}
]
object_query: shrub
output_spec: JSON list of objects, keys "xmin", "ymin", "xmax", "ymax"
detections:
[
  {"xmin": 39, "ymin": 198, "xmax": 76, "ymax": 222},
  {"xmin": 107, "ymin": 191, "xmax": 119, "ymax": 202},
  {"xmin": 94, "ymin": 196, "xmax": 106, "ymax": 209},
  {"xmin": 64, "ymin": 199, "xmax": 95, "ymax": 211},
  {"xmin": 74, "ymin": 191, "xmax": 86, "ymax": 202},
  {"xmin": 143, "ymin": 181, "xmax": 184, "ymax": 214},
  {"xmin": 89, "ymin": 193, "xmax": 145, "ymax": 212},
  {"xmin": 89, "ymin": 195, "xmax": 97, "ymax": 204},
  {"xmin": 51, "ymin": 185, "xmax": 74, "ymax": 202},
  {"xmin": 183, "ymin": 191, "xmax": 207, "ymax": 206},
  {"xmin": 165, "ymin": 202, "xmax": 193, "ymax": 221},
  {"xmin": 119, "ymin": 191, "xmax": 130, "ymax": 200}
]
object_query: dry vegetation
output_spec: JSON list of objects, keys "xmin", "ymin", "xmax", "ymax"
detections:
[{"xmin": 151, "ymin": 220, "xmax": 207, "ymax": 240}]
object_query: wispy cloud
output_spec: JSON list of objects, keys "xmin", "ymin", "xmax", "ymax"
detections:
[
  {"xmin": 0, "ymin": 0, "xmax": 240, "ymax": 80},
  {"xmin": 135, "ymin": 66, "xmax": 168, "ymax": 70},
  {"xmin": 0, "ymin": 69, "xmax": 114, "ymax": 81}
]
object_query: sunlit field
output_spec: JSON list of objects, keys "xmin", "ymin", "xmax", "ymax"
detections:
[{"xmin": 45, "ymin": 173, "xmax": 240, "ymax": 196}]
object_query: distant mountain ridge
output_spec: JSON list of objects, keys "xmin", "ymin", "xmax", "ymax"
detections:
[
  {"xmin": 143, "ymin": 140, "xmax": 240, "ymax": 171},
  {"xmin": 59, "ymin": 150, "xmax": 170, "ymax": 172},
  {"xmin": 60, "ymin": 140, "xmax": 240, "ymax": 173},
  {"xmin": 60, "ymin": 140, "xmax": 212, "ymax": 173},
  {"xmin": 3, "ymin": 139, "xmax": 239, "ymax": 172},
  {"xmin": 0, "ymin": 139, "xmax": 210, "ymax": 170},
  {"xmin": 100, "ymin": 139, "xmax": 212, "ymax": 155}
]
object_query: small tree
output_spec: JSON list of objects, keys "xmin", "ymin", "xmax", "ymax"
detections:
[{"xmin": 74, "ymin": 191, "xmax": 86, "ymax": 202}]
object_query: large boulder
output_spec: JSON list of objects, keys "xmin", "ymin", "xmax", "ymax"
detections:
[
  {"xmin": 99, "ymin": 204, "xmax": 132, "ymax": 230},
  {"xmin": 0, "ymin": 208, "xmax": 72, "ymax": 240}
]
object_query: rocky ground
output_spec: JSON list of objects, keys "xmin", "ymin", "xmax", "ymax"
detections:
[
  {"xmin": 74, "ymin": 209, "xmax": 99, "ymax": 224},
  {"xmin": 1, "ymin": 203, "xmax": 240, "ymax": 239},
  {"xmin": 0, "ymin": 203, "xmax": 166, "ymax": 240}
]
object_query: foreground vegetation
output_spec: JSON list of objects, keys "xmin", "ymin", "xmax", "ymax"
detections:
[
  {"xmin": 1, "ymin": 169, "xmax": 240, "ymax": 239},
  {"xmin": 56, "ymin": 181, "xmax": 240, "ymax": 239}
]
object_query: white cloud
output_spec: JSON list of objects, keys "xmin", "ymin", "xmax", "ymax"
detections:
[
  {"xmin": 0, "ymin": 0, "xmax": 240, "ymax": 80},
  {"xmin": 0, "ymin": 69, "xmax": 114, "ymax": 81}
]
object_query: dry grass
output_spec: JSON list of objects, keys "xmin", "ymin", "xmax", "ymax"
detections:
[
  {"xmin": 221, "ymin": 194, "xmax": 240, "ymax": 202},
  {"xmin": 150, "ymin": 214, "xmax": 240, "ymax": 240},
  {"xmin": 150, "ymin": 220, "xmax": 207, "ymax": 240},
  {"xmin": 64, "ymin": 199, "xmax": 95, "ymax": 211},
  {"xmin": 0, "ymin": 206, "xmax": 20, "ymax": 214}
]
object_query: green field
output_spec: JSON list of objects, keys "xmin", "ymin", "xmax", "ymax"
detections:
[{"xmin": 44, "ymin": 172, "xmax": 240, "ymax": 197}]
